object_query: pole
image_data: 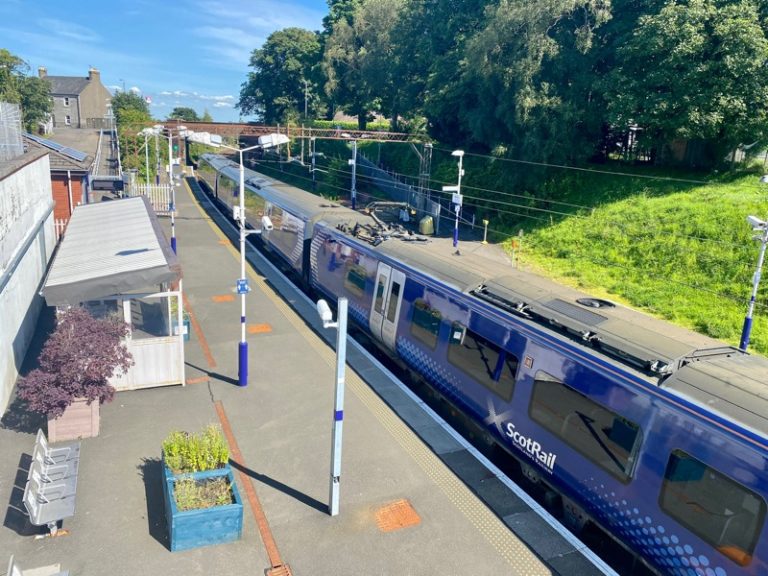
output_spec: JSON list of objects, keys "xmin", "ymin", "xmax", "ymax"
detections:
[
  {"xmin": 350, "ymin": 140, "xmax": 357, "ymax": 210},
  {"xmin": 311, "ymin": 137, "xmax": 317, "ymax": 193},
  {"xmin": 155, "ymin": 132, "xmax": 160, "ymax": 185},
  {"xmin": 329, "ymin": 297, "xmax": 347, "ymax": 516},
  {"xmin": 453, "ymin": 152, "xmax": 464, "ymax": 248},
  {"xmin": 304, "ymin": 79, "xmax": 308, "ymax": 119},
  {"xmin": 143, "ymin": 132, "xmax": 150, "ymax": 186},
  {"xmin": 740, "ymin": 224, "xmax": 768, "ymax": 351},
  {"xmin": 167, "ymin": 131, "xmax": 176, "ymax": 253},
  {"xmin": 238, "ymin": 149, "xmax": 248, "ymax": 386}
]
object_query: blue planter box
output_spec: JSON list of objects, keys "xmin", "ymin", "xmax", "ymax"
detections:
[{"xmin": 162, "ymin": 463, "xmax": 243, "ymax": 552}]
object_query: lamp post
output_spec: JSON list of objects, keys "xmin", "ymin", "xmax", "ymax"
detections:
[
  {"xmin": 192, "ymin": 135, "xmax": 263, "ymax": 386},
  {"xmin": 146, "ymin": 126, "xmax": 178, "ymax": 253},
  {"xmin": 349, "ymin": 140, "xmax": 358, "ymax": 210},
  {"xmin": 739, "ymin": 209, "xmax": 768, "ymax": 352},
  {"xmin": 140, "ymin": 128, "xmax": 151, "ymax": 186},
  {"xmin": 316, "ymin": 297, "xmax": 348, "ymax": 517},
  {"xmin": 442, "ymin": 150, "xmax": 464, "ymax": 249}
]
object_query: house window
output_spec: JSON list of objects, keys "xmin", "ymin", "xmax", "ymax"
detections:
[
  {"xmin": 659, "ymin": 450, "xmax": 765, "ymax": 566},
  {"xmin": 63, "ymin": 97, "xmax": 70, "ymax": 107},
  {"xmin": 529, "ymin": 371, "xmax": 641, "ymax": 482},
  {"xmin": 65, "ymin": 115, "xmax": 71, "ymax": 125}
]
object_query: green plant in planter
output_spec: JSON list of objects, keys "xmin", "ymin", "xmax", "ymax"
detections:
[
  {"xmin": 174, "ymin": 477, "xmax": 233, "ymax": 511},
  {"xmin": 162, "ymin": 424, "xmax": 229, "ymax": 474}
]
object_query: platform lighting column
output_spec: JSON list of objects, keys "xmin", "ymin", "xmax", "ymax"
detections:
[
  {"xmin": 740, "ymin": 207, "xmax": 768, "ymax": 351},
  {"xmin": 211, "ymin": 140, "xmax": 264, "ymax": 387},
  {"xmin": 311, "ymin": 137, "xmax": 317, "ymax": 193},
  {"xmin": 442, "ymin": 150, "xmax": 464, "ymax": 249},
  {"xmin": 316, "ymin": 297, "xmax": 348, "ymax": 517},
  {"xmin": 349, "ymin": 140, "xmax": 358, "ymax": 210},
  {"xmin": 154, "ymin": 131, "xmax": 160, "ymax": 185},
  {"xmin": 141, "ymin": 129, "xmax": 150, "ymax": 186}
]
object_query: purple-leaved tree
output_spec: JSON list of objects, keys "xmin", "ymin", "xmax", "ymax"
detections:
[{"xmin": 17, "ymin": 307, "xmax": 133, "ymax": 418}]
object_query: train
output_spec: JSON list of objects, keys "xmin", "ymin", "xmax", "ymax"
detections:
[{"xmin": 196, "ymin": 152, "xmax": 768, "ymax": 576}]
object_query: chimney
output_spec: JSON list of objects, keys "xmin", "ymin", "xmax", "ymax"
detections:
[
  {"xmin": 38, "ymin": 66, "xmax": 47, "ymax": 78},
  {"xmin": 88, "ymin": 67, "xmax": 100, "ymax": 82}
]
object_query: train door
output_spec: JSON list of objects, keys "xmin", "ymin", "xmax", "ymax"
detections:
[{"xmin": 369, "ymin": 262, "xmax": 405, "ymax": 350}]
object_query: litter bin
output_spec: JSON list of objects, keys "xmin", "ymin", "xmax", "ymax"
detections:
[{"xmin": 419, "ymin": 215, "xmax": 434, "ymax": 235}]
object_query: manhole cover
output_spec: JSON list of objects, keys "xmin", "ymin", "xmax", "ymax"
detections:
[{"xmin": 375, "ymin": 499, "xmax": 421, "ymax": 532}]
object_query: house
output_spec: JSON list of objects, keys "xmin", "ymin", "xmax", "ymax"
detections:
[
  {"xmin": 38, "ymin": 67, "xmax": 112, "ymax": 129},
  {"xmin": 23, "ymin": 133, "xmax": 93, "ymax": 223}
]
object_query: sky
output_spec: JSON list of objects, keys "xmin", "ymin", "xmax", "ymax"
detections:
[{"xmin": 0, "ymin": 0, "xmax": 327, "ymax": 122}]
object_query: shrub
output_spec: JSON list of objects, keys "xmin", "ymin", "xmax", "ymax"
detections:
[
  {"xmin": 17, "ymin": 307, "xmax": 132, "ymax": 418},
  {"xmin": 174, "ymin": 477, "xmax": 233, "ymax": 511},
  {"xmin": 162, "ymin": 424, "xmax": 229, "ymax": 474}
]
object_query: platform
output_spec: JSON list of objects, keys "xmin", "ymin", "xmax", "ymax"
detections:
[{"xmin": 0, "ymin": 171, "xmax": 617, "ymax": 575}]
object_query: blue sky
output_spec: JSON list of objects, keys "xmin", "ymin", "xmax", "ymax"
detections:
[{"xmin": 0, "ymin": 0, "xmax": 327, "ymax": 122}]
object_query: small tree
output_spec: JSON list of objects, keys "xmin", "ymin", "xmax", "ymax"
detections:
[{"xmin": 17, "ymin": 308, "xmax": 133, "ymax": 419}]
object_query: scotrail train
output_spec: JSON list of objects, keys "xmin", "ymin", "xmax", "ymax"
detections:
[{"xmin": 197, "ymin": 153, "xmax": 768, "ymax": 576}]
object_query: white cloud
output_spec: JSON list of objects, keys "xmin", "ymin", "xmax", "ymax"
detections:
[
  {"xmin": 37, "ymin": 18, "xmax": 102, "ymax": 43},
  {"xmin": 129, "ymin": 86, "xmax": 142, "ymax": 94},
  {"xmin": 213, "ymin": 101, "xmax": 232, "ymax": 108}
]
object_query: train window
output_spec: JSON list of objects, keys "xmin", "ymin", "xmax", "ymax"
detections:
[
  {"xmin": 659, "ymin": 450, "xmax": 765, "ymax": 566},
  {"xmin": 410, "ymin": 299, "xmax": 441, "ymax": 349},
  {"xmin": 374, "ymin": 277, "xmax": 386, "ymax": 314},
  {"xmin": 386, "ymin": 281, "xmax": 401, "ymax": 322},
  {"xmin": 344, "ymin": 264, "xmax": 367, "ymax": 297},
  {"xmin": 447, "ymin": 324, "xmax": 517, "ymax": 402},
  {"xmin": 530, "ymin": 372, "xmax": 641, "ymax": 483}
]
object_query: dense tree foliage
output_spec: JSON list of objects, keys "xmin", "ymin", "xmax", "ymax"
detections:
[
  {"xmin": 236, "ymin": 0, "xmax": 768, "ymax": 168},
  {"xmin": 168, "ymin": 106, "xmax": 199, "ymax": 122},
  {"xmin": 111, "ymin": 90, "xmax": 151, "ymax": 127},
  {"xmin": 0, "ymin": 48, "xmax": 53, "ymax": 131},
  {"xmin": 237, "ymin": 27, "xmax": 322, "ymax": 124}
]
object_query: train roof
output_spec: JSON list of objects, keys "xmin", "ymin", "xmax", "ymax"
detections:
[
  {"xmin": 201, "ymin": 153, "xmax": 356, "ymax": 222},
  {"xmin": 663, "ymin": 355, "xmax": 768, "ymax": 434},
  {"xmin": 368, "ymin": 234, "xmax": 768, "ymax": 434},
  {"xmin": 369, "ymin": 234, "xmax": 721, "ymax": 371}
]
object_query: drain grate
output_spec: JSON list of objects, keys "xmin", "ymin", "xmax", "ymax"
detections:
[
  {"xmin": 375, "ymin": 499, "xmax": 421, "ymax": 532},
  {"xmin": 266, "ymin": 564, "xmax": 293, "ymax": 576}
]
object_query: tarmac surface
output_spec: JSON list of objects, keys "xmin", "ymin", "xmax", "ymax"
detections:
[{"xmin": 0, "ymin": 170, "xmax": 614, "ymax": 575}]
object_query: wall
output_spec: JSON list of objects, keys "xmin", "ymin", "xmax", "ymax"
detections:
[
  {"xmin": 52, "ymin": 96, "xmax": 81, "ymax": 128},
  {"xmin": 80, "ymin": 76, "xmax": 111, "ymax": 129},
  {"xmin": 51, "ymin": 172, "xmax": 85, "ymax": 222},
  {"xmin": 0, "ymin": 150, "xmax": 55, "ymax": 413}
]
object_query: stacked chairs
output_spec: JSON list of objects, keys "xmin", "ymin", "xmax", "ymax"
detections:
[
  {"xmin": 6, "ymin": 554, "xmax": 69, "ymax": 576},
  {"xmin": 22, "ymin": 429, "xmax": 81, "ymax": 536}
]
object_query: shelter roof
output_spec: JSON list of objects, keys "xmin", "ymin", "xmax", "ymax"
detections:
[{"xmin": 42, "ymin": 196, "xmax": 181, "ymax": 306}]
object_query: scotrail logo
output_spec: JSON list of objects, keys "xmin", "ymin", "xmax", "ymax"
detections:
[{"xmin": 505, "ymin": 422, "xmax": 557, "ymax": 473}]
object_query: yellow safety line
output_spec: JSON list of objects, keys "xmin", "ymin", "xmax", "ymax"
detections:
[{"xmin": 183, "ymin": 181, "xmax": 551, "ymax": 573}]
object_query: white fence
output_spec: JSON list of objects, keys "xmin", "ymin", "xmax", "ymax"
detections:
[{"xmin": 127, "ymin": 183, "xmax": 173, "ymax": 216}]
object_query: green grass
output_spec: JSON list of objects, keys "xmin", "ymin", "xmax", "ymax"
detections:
[
  {"xmin": 512, "ymin": 173, "xmax": 768, "ymax": 356},
  {"xmin": 376, "ymin": 144, "xmax": 768, "ymax": 356}
]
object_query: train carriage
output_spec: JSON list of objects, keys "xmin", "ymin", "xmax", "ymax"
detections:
[{"xmin": 197, "ymin": 153, "xmax": 768, "ymax": 576}]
